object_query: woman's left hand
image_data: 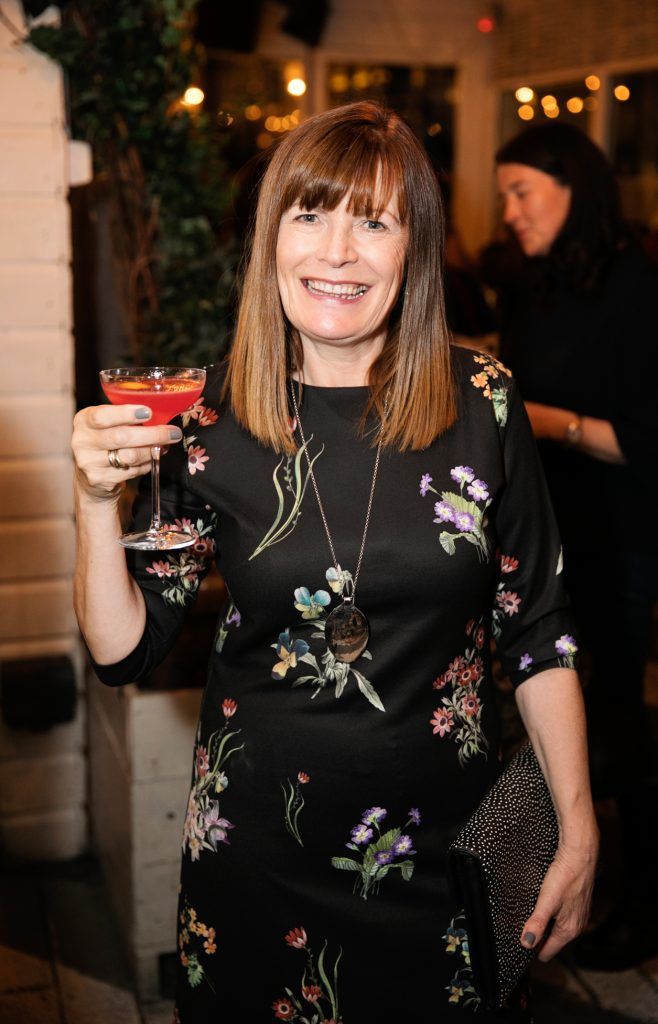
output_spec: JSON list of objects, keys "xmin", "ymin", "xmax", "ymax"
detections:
[{"xmin": 520, "ymin": 827, "xmax": 599, "ymax": 961}]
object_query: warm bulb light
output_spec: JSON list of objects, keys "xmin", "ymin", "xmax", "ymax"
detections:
[
  {"xmin": 585, "ymin": 74, "xmax": 600, "ymax": 91},
  {"xmin": 614, "ymin": 84, "xmax": 630, "ymax": 101},
  {"xmin": 518, "ymin": 104, "xmax": 534, "ymax": 121},
  {"xmin": 545, "ymin": 106, "xmax": 560, "ymax": 119},
  {"xmin": 566, "ymin": 97, "xmax": 584, "ymax": 113},
  {"xmin": 287, "ymin": 78, "xmax": 307, "ymax": 97},
  {"xmin": 427, "ymin": 122, "xmax": 442, "ymax": 136},
  {"xmin": 515, "ymin": 87, "xmax": 534, "ymax": 103},
  {"xmin": 182, "ymin": 86, "xmax": 204, "ymax": 107},
  {"xmin": 476, "ymin": 15, "xmax": 495, "ymax": 32},
  {"xmin": 245, "ymin": 104, "xmax": 262, "ymax": 121},
  {"xmin": 540, "ymin": 94, "xmax": 557, "ymax": 109}
]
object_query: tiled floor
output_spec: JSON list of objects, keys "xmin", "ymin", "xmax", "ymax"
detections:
[{"xmin": 0, "ymin": 854, "xmax": 656, "ymax": 1024}]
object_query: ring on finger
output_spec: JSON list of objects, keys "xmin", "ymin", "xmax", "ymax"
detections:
[{"xmin": 107, "ymin": 448, "xmax": 130, "ymax": 471}]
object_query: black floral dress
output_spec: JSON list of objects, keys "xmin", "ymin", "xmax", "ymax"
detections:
[{"xmin": 94, "ymin": 347, "xmax": 575, "ymax": 1022}]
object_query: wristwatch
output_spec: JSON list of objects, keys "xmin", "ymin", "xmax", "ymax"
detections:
[{"xmin": 564, "ymin": 415, "xmax": 583, "ymax": 447}]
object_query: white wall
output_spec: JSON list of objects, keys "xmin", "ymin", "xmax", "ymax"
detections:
[{"xmin": 0, "ymin": 1, "xmax": 86, "ymax": 859}]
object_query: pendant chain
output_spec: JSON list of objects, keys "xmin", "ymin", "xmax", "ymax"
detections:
[{"xmin": 289, "ymin": 382, "xmax": 386, "ymax": 601}]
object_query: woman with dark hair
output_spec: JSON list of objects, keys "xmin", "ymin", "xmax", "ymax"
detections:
[
  {"xmin": 495, "ymin": 122, "xmax": 658, "ymax": 970},
  {"xmin": 71, "ymin": 103, "xmax": 597, "ymax": 1020}
]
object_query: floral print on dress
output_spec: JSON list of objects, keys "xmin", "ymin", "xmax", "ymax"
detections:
[
  {"xmin": 492, "ymin": 552, "xmax": 522, "ymax": 640},
  {"xmin": 249, "ymin": 439, "xmax": 323, "ymax": 561},
  {"xmin": 272, "ymin": 926, "xmax": 343, "ymax": 1023},
  {"xmin": 271, "ymin": 568, "xmax": 384, "ymax": 712},
  {"xmin": 331, "ymin": 807, "xmax": 421, "ymax": 900},
  {"xmin": 182, "ymin": 701, "xmax": 244, "ymax": 861},
  {"xmin": 469, "ymin": 352, "xmax": 512, "ymax": 427},
  {"xmin": 178, "ymin": 899, "xmax": 217, "ymax": 993},
  {"xmin": 282, "ymin": 771, "xmax": 310, "ymax": 846},
  {"xmin": 430, "ymin": 618, "xmax": 488, "ymax": 766},
  {"xmin": 146, "ymin": 514, "xmax": 217, "ymax": 607},
  {"xmin": 420, "ymin": 467, "xmax": 492, "ymax": 562},
  {"xmin": 443, "ymin": 911, "xmax": 480, "ymax": 1009},
  {"xmin": 555, "ymin": 633, "xmax": 578, "ymax": 668},
  {"xmin": 215, "ymin": 597, "xmax": 241, "ymax": 653}
]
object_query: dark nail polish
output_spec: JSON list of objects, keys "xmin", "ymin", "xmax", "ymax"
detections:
[
  {"xmin": 523, "ymin": 932, "xmax": 536, "ymax": 948},
  {"xmin": 169, "ymin": 427, "xmax": 183, "ymax": 441},
  {"xmin": 135, "ymin": 407, "xmax": 151, "ymax": 420}
]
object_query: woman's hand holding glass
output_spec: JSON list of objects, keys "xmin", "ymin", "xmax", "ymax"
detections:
[{"xmin": 72, "ymin": 402, "xmax": 183, "ymax": 502}]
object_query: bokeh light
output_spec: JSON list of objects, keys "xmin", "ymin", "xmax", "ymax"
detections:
[
  {"xmin": 566, "ymin": 97, "xmax": 584, "ymax": 113},
  {"xmin": 245, "ymin": 104, "xmax": 262, "ymax": 121},
  {"xmin": 182, "ymin": 86, "xmax": 204, "ymax": 107},
  {"xmin": 515, "ymin": 87, "xmax": 535, "ymax": 103},
  {"xmin": 518, "ymin": 105, "xmax": 534, "ymax": 121},
  {"xmin": 545, "ymin": 105, "xmax": 560, "ymax": 119},
  {"xmin": 287, "ymin": 78, "xmax": 307, "ymax": 97},
  {"xmin": 614, "ymin": 84, "xmax": 630, "ymax": 101},
  {"xmin": 585, "ymin": 74, "xmax": 600, "ymax": 91}
]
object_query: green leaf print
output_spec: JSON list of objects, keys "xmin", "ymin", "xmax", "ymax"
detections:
[
  {"xmin": 331, "ymin": 856, "xmax": 362, "ymax": 872},
  {"xmin": 440, "ymin": 532, "xmax": 456, "ymax": 555}
]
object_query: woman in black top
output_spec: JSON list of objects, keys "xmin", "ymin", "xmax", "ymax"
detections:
[{"xmin": 494, "ymin": 122, "xmax": 658, "ymax": 970}]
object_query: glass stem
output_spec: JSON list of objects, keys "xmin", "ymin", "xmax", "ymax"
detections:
[{"xmin": 149, "ymin": 445, "xmax": 162, "ymax": 535}]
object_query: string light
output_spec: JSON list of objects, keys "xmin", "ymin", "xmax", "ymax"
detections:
[
  {"xmin": 585, "ymin": 74, "xmax": 600, "ymax": 91},
  {"xmin": 540, "ymin": 94, "xmax": 557, "ymax": 110},
  {"xmin": 182, "ymin": 86, "xmax": 204, "ymax": 107},
  {"xmin": 518, "ymin": 105, "xmax": 534, "ymax": 121},
  {"xmin": 545, "ymin": 106, "xmax": 560, "ymax": 119},
  {"xmin": 287, "ymin": 78, "xmax": 306, "ymax": 97},
  {"xmin": 614, "ymin": 84, "xmax": 630, "ymax": 101},
  {"xmin": 566, "ymin": 97, "xmax": 584, "ymax": 113},
  {"xmin": 245, "ymin": 104, "xmax": 262, "ymax": 121},
  {"xmin": 515, "ymin": 87, "xmax": 534, "ymax": 103}
]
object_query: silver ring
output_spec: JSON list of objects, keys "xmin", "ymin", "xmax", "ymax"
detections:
[{"xmin": 107, "ymin": 448, "xmax": 130, "ymax": 471}]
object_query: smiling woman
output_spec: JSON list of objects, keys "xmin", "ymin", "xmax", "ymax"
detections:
[{"xmin": 73, "ymin": 102, "xmax": 598, "ymax": 1023}]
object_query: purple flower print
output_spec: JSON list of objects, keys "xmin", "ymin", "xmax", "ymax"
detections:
[
  {"xmin": 467, "ymin": 478, "xmax": 489, "ymax": 502},
  {"xmin": 392, "ymin": 835, "xmax": 415, "ymax": 856},
  {"xmin": 519, "ymin": 653, "xmax": 533, "ymax": 671},
  {"xmin": 555, "ymin": 635, "xmax": 578, "ymax": 657},
  {"xmin": 375, "ymin": 849, "xmax": 394, "ymax": 866},
  {"xmin": 350, "ymin": 823, "xmax": 374, "ymax": 845},
  {"xmin": 226, "ymin": 608, "xmax": 241, "ymax": 627},
  {"xmin": 362, "ymin": 806, "xmax": 387, "ymax": 826},
  {"xmin": 409, "ymin": 807, "xmax": 422, "ymax": 826},
  {"xmin": 434, "ymin": 500, "xmax": 456, "ymax": 523},
  {"xmin": 420, "ymin": 473, "xmax": 433, "ymax": 497},
  {"xmin": 454, "ymin": 512, "xmax": 475, "ymax": 533},
  {"xmin": 203, "ymin": 801, "xmax": 234, "ymax": 849},
  {"xmin": 450, "ymin": 465, "xmax": 474, "ymax": 485}
]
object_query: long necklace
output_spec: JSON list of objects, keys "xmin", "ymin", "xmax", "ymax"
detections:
[{"xmin": 290, "ymin": 381, "xmax": 385, "ymax": 664}]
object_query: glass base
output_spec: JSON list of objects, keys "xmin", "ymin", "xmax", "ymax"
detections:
[{"xmin": 118, "ymin": 529, "xmax": 195, "ymax": 551}]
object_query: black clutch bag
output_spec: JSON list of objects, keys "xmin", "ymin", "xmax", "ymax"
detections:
[{"xmin": 446, "ymin": 743, "xmax": 559, "ymax": 1010}]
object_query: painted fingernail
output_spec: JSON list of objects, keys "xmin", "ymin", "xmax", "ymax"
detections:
[
  {"xmin": 135, "ymin": 407, "xmax": 151, "ymax": 420},
  {"xmin": 169, "ymin": 427, "xmax": 183, "ymax": 441},
  {"xmin": 522, "ymin": 932, "xmax": 536, "ymax": 948}
]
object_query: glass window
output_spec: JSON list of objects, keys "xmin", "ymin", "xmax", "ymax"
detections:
[
  {"xmin": 326, "ymin": 63, "xmax": 455, "ymax": 181},
  {"xmin": 499, "ymin": 79, "xmax": 595, "ymax": 144},
  {"xmin": 610, "ymin": 69, "xmax": 658, "ymax": 233}
]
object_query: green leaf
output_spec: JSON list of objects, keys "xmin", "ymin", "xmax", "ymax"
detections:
[
  {"xmin": 351, "ymin": 669, "xmax": 385, "ymax": 712},
  {"xmin": 331, "ymin": 857, "xmax": 362, "ymax": 872},
  {"xmin": 399, "ymin": 860, "xmax": 415, "ymax": 881},
  {"xmin": 439, "ymin": 532, "xmax": 456, "ymax": 555}
]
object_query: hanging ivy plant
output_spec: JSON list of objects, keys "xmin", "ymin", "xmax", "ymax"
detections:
[{"xmin": 24, "ymin": 0, "xmax": 237, "ymax": 367}]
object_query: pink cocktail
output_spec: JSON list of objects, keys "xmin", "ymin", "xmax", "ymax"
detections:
[{"xmin": 100, "ymin": 367, "xmax": 206, "ymax": 550}]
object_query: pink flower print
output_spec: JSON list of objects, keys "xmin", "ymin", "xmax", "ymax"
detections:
[
  {"xmin": 459, "ymin": 665, "xmax": 480, "ymax": 686},
  {"xmin": 181, "ymin": 398, "xmax": 204, "ymax": 427},
  {"xmin": 273, "ymin": 997, "xmax": 295, "ymax": 1020},
  {"xmin": 433, "ymin": 673, "xmax": 448, "ymax": 690},
  {"xmin": 500, "ymin": 554, "xmax": 519, "ymax": 574},
  {"xmin": 187, "ymin": 445, "xmax": 209, "ymax": 475},
  {"xmin": 203, "ymin": 801, "xmax": 234, "ymax": 849},
  {"xmin": 496, "ymin": 590, "xmax": 521, "ymax": 616},
  {"xmin": 195, "ymin": 745, "xmax": 209, "ymax": 777},
  {"xmin": 465, "ymin": 618, "xmax": 476, "ymax": 636},
  {"xmin": 447, "ymin": 656, "xmax": 466, "ymax": 680},
  {"xmin": 146, "ymin": 560, "xmax": 175, "ymax": 578},
  {"xmin": 461, "ymin": 692, "xmax": 480, "ymax": 717},
  {"xmin": 284, "ymin": 926, "xmax": 307, "ymax": 949},
  {"xmin": 197, "ymin": 406, "xmax": 218, "ymax": 426},
  {"xmin": 474, "ymin": 625, "xmax": 486, "ymax": 649},
  {"xmin": 431, "ymin": 707, "xmax": 455, "ymax": 737},
  {"xmin": 297, "ymin": 771, "xmax": 310, "ymax": 784},
  {"xmin": 173, "ymin": 517, "xmax": 195, "ymax": 536},
  {"xmin": 302, "ymin": 984, "xmax": 323, "ymax": 1003},
  {"xmin": 222, "ymin": 698, "xmax": 238, "ymax": 718}
]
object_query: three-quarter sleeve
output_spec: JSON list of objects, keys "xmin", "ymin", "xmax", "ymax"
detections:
[
  {"xmin": 90, "ymin": 415, "xmax": 218, "ymax": 687},
  {"xmin": 490, "ymin": 376, "xmax": 578, "ymax": 688}
]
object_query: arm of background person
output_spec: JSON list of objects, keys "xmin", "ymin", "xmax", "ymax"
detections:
[{"xmin": 524, "ymin": 401, "xmax": 625, "ymax": 464}]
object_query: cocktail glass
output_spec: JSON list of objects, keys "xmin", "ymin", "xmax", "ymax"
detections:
[{"xmin": 100, "ymin": 366, "xmax": 206, "ymax": 550}]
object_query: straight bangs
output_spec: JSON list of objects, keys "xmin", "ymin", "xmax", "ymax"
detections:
[{"xmin": 280, "ymin": 130, "xmax": 408, "ymax": 225}]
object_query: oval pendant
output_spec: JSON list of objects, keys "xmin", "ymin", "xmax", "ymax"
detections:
[{"xmin": 325, "ymin": 601, "xmax": 370, "ymax": 663}]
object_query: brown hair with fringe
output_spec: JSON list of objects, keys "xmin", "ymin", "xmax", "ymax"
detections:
[{"xmin": 223, "ymin": 101, "xmax": 456, "ymax": 452}]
